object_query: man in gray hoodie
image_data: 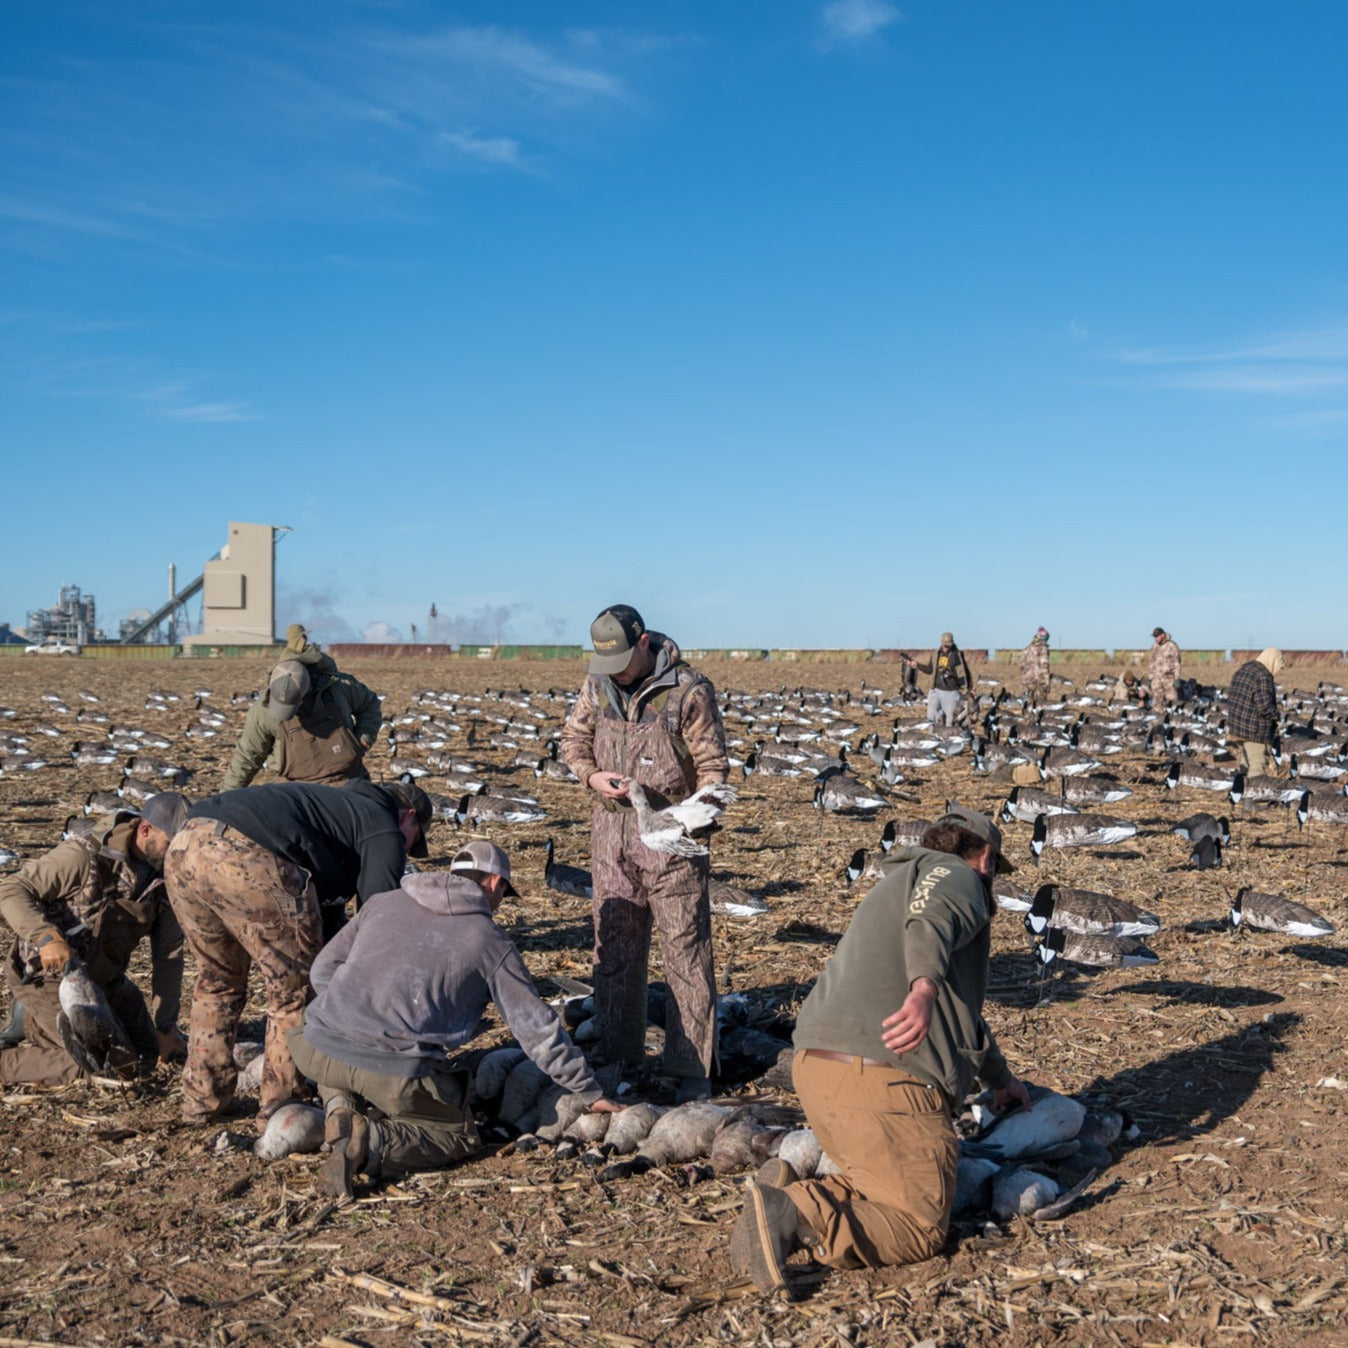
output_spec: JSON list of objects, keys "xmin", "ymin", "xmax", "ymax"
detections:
[{"xmin": 287, "ymin": 840, "xmax": 616, "ymax": 1198}]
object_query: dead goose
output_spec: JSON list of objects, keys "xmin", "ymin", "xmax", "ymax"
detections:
[
  {"xmin": 1030, "ymin": 812, "xmax": 1137, "ymax": 861},
  {"xmin": 57, "ymin": 961, "xmax": 138, "ymax": 1079},
  {"xmin": 599, "ymin": 1101, "xmax": 732, "ymax": 1179},
  {"xmin": 544, "ymin": 838, "xmax": 592, "ymax": 898},
  {"xmin": 253, "ymin": 1103, "xmax": 325, "ymax": 1160},
  {"xmin": 1230, "ymin": 887, "xmax": 1334, "ymax": 937},
  {"xmin": 1026, "ymin": 884, "xmax": 1161, "ymax": 938},
  {"xmin": 625, "ymin": 780, "xmax": 736, "ymax": 858}
]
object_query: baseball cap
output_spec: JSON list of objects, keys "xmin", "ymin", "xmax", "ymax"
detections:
[
  {"xmin": 383, "ymin": 780, "xmax": 432, "ymax": 857},
  {"xmin": 1036, "ymin": 626, "xmax": 1049, "ymax": 638},
  {"xmin": 1152, "ymin": 626, "xmax": 1165, "ymax": 638},
  {"xmin": 268, "ymin": 660, "xmax": 311, "ymax": 721},
  {"xmin": 936, "ymin": 804, "xmax": 1014, "ymax": 873},
  {"xmin": 449, "ymin": 839, "xmax": 518, "ymax": 897},
  {"xmin": 589, "ymin": 604, "xmax": 646, "ymax": 676},
  {"xmin": 141, "ymin": 791, "xmax": 192, "ymax": 839},
  {"xmin": 940, "ymin": 631, "xmax": 954, "ymax": 646}
]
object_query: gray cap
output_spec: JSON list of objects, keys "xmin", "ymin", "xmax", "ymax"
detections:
[
  {"xmin": 141, "ymin": 791, "xmax": 192, "ymax": 840},
  {"xmin": 268, "ymin": 660, "xmax": 311, "ymax": 721},
  {"xmin": 589, "ymin": 604, "xmax": 646, "ymax": 676},
  {"xmin": 935, "ymin": 805, "xmax": 1014, "ymax": 873},
  {"xmin": 449, "ymin": 839, "xmax": 518, "ymax": 898}
]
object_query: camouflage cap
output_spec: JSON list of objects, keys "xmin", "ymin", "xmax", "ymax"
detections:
[
  {"xmin": 935, "ymin": 804, "xmax": 1015, "ymax": 873},
  {"xmin": 141, "ymin": 791, "xmax": 192, "ymax": 839},
  {"xmin": 382, "ymin": 779, "xmax": 432, "ymax": 858},
  {"xmin": 450, "ymin": 838, "xmax": 518, "ymax": 898},
  {"xmin": 268, "ymin": 660, "xmax": 311, "ymax": 721},
  {"xmin": 589, "ymin": 604, "xmax": 646, "ymax": 676}
]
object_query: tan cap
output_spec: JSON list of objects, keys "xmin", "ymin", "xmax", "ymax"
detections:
[
  {"xmin": 268, "ymin": 660, "xmax": 311, "ymax": 721},
  {"xmin": 940, "ymin": 631, "xmax": 954, "ymax": 646},
  {"xmin": 450, "ymin": 839, "xmax": 518, "ymax": 897},
  {"xmin": 589, "ymin": 604, "xmax": 646, "ymax": 676},
  {"xmin": 936, "ymin": 805, "xmax": 1014, "ymax": 873}
]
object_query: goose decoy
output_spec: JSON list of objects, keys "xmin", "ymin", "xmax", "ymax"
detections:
[
  {"xmin": 71, "ymin": 743, "xmax": 119, "ymax": 767},
  {"xmin": 1036, "ymin": 928, "xmax": 1159, "ymax": 968},
  {"xmin": 742, "ymin": 750, "xmax": 805, "ymax": 779},
  {"xmin": 845, "ymin": 847, "xmax": 886, "ymax": 886},
  {"xmin": 1172, "ymin": 813, "xmax": 1230, "ymax": 845},
  {"xmin": 1030, "ymin": 812, "xmax": 1137, "ymax": 861},
  {"xmin": 812, "ymin": 774, "xmax": 886, "ymax": 814},
  {"xmin": 626, "ymin": 780, "xmax": 737, "ymax": 857},
  {"xmin": 455, "ymin": 793, "xmax": 547, "ymax": 826},
  {"xmin": 1230, "ymin": 887, "xmax": 1334, "ymax": 937},
  {"xmin": 1189, "ymin": 836, "xmax": 1222, "ymax": 870},
  {"xmin": 1025, "ymin": 884, "xmax": 1160, "ymax": 938},
  {"xmin": 1228, "ymin": 773, "xmax": 1301, "ymax": 806},
  {"xmin": 544, "ymin": 838, "xmax": 592, "ymax": 898},
  {"xmin": 1001, "ymin": 786, "xmax": 1078, "ymax": 825},
  {"xmin": 992, "ymin": 875, "xmax": 1034, "ymax": 913},
  {"xmin": 1289, "ymin": 754, "xmax": 1348, "ymax": 783},
  {"xmin": 709, "ymin": 878, "xmax": 769, "ymax": 919},
  {"xmin": 1039, "ymin": 747, "xmax": 1104, "ymax": 778},
  {"xmin": 1166, "ymin": 762, "xmax": 1237, "ymax": 793},
  {"xmin": 1062, "ymin": 775, "xmax": 1133, "ymax": 807},
  {"xmin": 1297, "ymin": 789, "xmax": 1348, "ymax": 831}
]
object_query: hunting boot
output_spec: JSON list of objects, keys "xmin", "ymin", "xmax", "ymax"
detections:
[
  {"xmin": 319, "ymin": 1106, "xmax": 370, "ymax": 1200},
  {"xmin": 0, "ymin": 1001, "xmax": 25, "ymax": 1048},
  {"xmin": 729, "ymin": 1183, "xmax": 816, "ymax": 1297}
]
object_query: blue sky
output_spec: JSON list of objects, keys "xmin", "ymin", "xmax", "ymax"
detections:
[{"xmin": 4, "ymin": 1, "xmax": 1347, "ymax": 652}]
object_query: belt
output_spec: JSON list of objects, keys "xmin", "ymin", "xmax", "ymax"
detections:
[{"xmin": 802, "ymin": 1048, "xmax": 891, "ymax": 1069}]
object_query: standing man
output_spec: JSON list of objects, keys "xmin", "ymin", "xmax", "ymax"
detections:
[
  {"xmin": 731, "ymin": 807, "xmax": 1030, "ymax": 1295},
  {"xmin": 0, "ymin": 794, "xmax": 191, "ymax": 1085},
  {"xmin": 1227, "ymin": 648, "xmax": 1284, "ymax": 777},
  {"xmin": 905, "ymin": 632, "xmax": 973, "ymax": 727},
  {"xmin": 1149, "ymin": 627, "xmax": 1182, "ymax": 713},
  {"xmin": 1020, "ymin": 627, "xmax": 1051, "ymax": 705},
  {"xmin": 559, "ymin": 604, "xmax": 729, "ymax": 1103},
  {"xmin": 222, "ymin": 624, "xmax": 383, "ymax": 791},
  {"xmin": 164, "ymin": 779, "xmax": 431, "ymax": 1125},
  {"xmin": 287, "ymin": 840, "xmax": 618, "ymax": 1198}
]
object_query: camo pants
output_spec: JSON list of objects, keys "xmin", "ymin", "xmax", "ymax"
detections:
[
  {"xmin": 0, "ymin": 941, "xmax": 153, "ymax": 1086},
  {"xmin": 590, "ymin": 809, "xmax": 716, "ymax": 1080},
  {"xmin": 164, "ymin": 819, "xmax": 321, "ymax": 1122}
]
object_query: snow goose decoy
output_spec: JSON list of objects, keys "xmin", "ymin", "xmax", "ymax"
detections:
[{"xmin": 625, "ymin": 780, "xmax": 737, "ymax": 858}]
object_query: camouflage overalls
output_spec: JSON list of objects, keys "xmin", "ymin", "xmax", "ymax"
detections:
[
  {"xmin": 560, "ymin": 639, "xmax": 729, "ymax": 1081},
  {"xmin": 164, "ymin": 818, "xmax": 322, "ymax": 1121},
  {"xmin": 1150, "ymin": 637, "xmax": 1181, "ymax": 710},
  {"xmin": 1020, "ymin": 637, "xmax": 1050, "ymax": 703},
  {"xmin": 0, "ymin": 814, "xmax": 177, "ymax": 1085}
]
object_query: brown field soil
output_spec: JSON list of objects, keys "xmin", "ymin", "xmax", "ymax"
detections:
[{"xmin": 1, "ymin": 654, "xmax": 1346, "ymax": 1347}]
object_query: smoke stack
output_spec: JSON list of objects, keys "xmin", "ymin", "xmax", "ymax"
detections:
[{"xmin": 169, "ymin": 563, "xmax": 176, "ymax": 599}]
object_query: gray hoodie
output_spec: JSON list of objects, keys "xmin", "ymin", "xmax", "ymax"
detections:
[{"xmin": 302, "ymin": 871, "xmax": 600, "ymax": 1101}]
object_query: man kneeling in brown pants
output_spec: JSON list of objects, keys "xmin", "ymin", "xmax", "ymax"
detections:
[
  {"xmin": 731, "ymin": 808, "xmax": 1030, "ymax": 1294},
  {"xmin": 288, "ymin": 840, "xmax": 619, "ymax": 1197}
]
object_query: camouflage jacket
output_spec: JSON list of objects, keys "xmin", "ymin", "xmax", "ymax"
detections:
[
  {"xmin": 0, "ymin": 813, "xmax": 182, "ymax": 1028},
  {"xmin": 559, "ymin": 635, "xmax": 729, "ymax": 802},
  {"xmin": 1020, "ymin": 638, "xmax": 1050, "ymax": 688},
  {"xmin": 222, "ymin": 649, "xmax": 382, "ymax": 789},
  {"xmin": 1149, "ymin": 638, "xmax": 1181, "ymax": 686}
]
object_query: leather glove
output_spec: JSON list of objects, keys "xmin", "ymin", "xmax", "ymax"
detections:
[{"xmin": 36, "ymin": 929, "xmax": 73, "ymax": 975}]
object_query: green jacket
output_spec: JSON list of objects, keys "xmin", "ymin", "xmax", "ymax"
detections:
[
  {"xmin": 222, "ymin": 648, "xmax": 383, "ymax": 790},
  {"xmin": 793, "ymin": 845, "xmax": 1012, "ymax": 1109}
]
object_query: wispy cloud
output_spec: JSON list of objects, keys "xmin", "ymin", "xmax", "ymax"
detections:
[
  {"xmin": 134, "ymin": 380, "xmax": 259, "ymax": 423},
  {"xmin": 821, "ymin": 0, "xmax": 901, "ymax": 44},
  {"xmin": 440, "ymin": 128, "xmax": 526, "ymax": 169},
  {"xmin": 1107, "ymin": 325, "xmax": 1348, "ymax": 398}
]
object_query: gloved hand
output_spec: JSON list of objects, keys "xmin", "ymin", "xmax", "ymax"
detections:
[
  {"xmin": 156, "ymin": 1026, "xmax": 188, "ymax": 1064},
  {"xmin": 36, "ymin": 929, "xmax": 73, "ymax": 975}
]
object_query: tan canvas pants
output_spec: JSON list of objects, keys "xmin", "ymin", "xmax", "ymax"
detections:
[
  {"xmin": 165, "ymin": 819, "xmax": 321, "ymax": 1122},
  {"xmin": 784, "ymin": 1050, "xmax": 957, "ymax": 1269},
  {"xmin": 1239, "ymin": 741, "xmax": 1272, "ymax": 777}
]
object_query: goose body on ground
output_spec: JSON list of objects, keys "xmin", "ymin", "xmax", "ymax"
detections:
[
  {"xmin": 1297, "ymin": 789, "xmax": 1348, "ymax": 829},
  {"xmin": 1231, "ymin": 887, "xmax": 1334, "ymax": 937},
  {"xmin": 1062, "ymin": 776, "xmax": 1133, "ymax": 807},
  {"xmin": 1036, "ymin": 928, "xmax": 1160, "ymax": 968},
  {"xmin": 1040, "ymin": 747, "xmax": 1104, "ymax": 778},
  {"xmin": 1229, "ymin": 773, "xmax": 1301, "ymax": 806},
  {"xmin": 1026, "ymin": 884, "xmax": 1161, "ymax": 938},
  {"xmin": 813, "ymin": 773, "xmax": 887, "ymax": 814},
  {"xmin": 708, "ymin": 877, "xmax": 769, "ymax": 919},
  {"xmin": 456, "ymin": 793, "xmax": 548, "ymax": 826},
  {"xmin": 1166, "ymin": 762, "xmax": 1237, "ymax": 792},
  {"xmin": 1001, "ymin": 786, "xmax": 1078, "ymax": 825},
  {"xmin": 1189, "ymin": 836, "xmax": 1222, "ymax": 870},
  {"xmin": 1031, "ymin": 812, "xmax": 1137, "ymax": 860},
  {"xmin": 1172, "ymin": 813, "xmax": 1230, "ymax": 845},
  {"xmin": 1290, "ymin": 754, "xmax": 1348, "ymax": 782}
]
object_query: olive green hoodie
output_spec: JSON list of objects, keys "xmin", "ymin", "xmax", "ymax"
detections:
[{"xmin": 793, "ymin": 846, "xmax": 1012, "ymax": 1109}]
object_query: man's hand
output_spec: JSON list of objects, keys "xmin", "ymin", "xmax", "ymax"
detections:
[
  {"xmin": 586, "ymin": 771, "xmax": 630, "ymax": 801},
  {"xmin": 880, "ymin": 977, "xmax": 939, "ymax": 1056},
  {"xmin": 36, "ymin": 930, "xmax": 72, "ymax": 975},
  {"xmin": 589, "ymin": 1097, "xmax": 624, "ymax": 1114},
  {"xmin": 993, "ymin": 1078, "xmax": 1032, "ymax": 1112},
  {"xmin": 156, "ymin": 1026, "xmax": 188, "ymax": 1064}
]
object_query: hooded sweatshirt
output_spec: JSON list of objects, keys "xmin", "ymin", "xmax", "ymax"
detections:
[{"xmin": 301, "ymin": 870, "xmax": 601, "ymax": 1100}]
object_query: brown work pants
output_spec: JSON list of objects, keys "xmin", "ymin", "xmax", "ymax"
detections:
[
  {"xmin": 165, "ymin": 819, "xmax": 321, "ymax": 1122},
  {"xmin": 591, "ymin": 810, "xmax": 716, "ymax": 1080},
  {"xmin": 784, "ymin": 1050, "xmax": 957, "ymax": 1270},
  {"xmin": 1239, "ymin": 741, "xmax": 1273, "ymax": 777},
  {"xmin": 0, "ymin": 942, "xmax": 153, "ymax": 1086},
  {"xmin": 287, "ymin": 1027, "xmax": 481, "ymax": 1176}
]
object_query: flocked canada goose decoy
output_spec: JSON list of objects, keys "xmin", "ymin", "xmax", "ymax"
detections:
[
  {"xmin": 1172, "ymin": 813, "xmax": 1230, "ymax": 845},
  {"xmin": 1036, "ymin": 928, "xmax": 1159, "ymax": 968},
  {"xmin": 1166, "ymin": 761, "xmax": 1237, "ymax": 793},
  {"xmin": 812, "ymin": 773, "xmax": 887, "ymax": 814},
  {"xmin": 1062, "ymin": 775, "xmax": 1133, "ymax": 807},
  {"xmin": 544, "ymin": 838, "xmax": 592, "ymax": 898},
  {"xmin": 1001, "ymin": 786, "xmax": 1078, "ymax": 825},
  {"xmin": 1026, "ymin": 884, "xmax": 1161, "ymax": 938},
  {"xmin": 1228, "ymin": 773, "xmax": 1302, "ymax": 806},
  {"xmin": 1030, "ymin": 812, "xmax": 1137, "ymax": 861}
]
